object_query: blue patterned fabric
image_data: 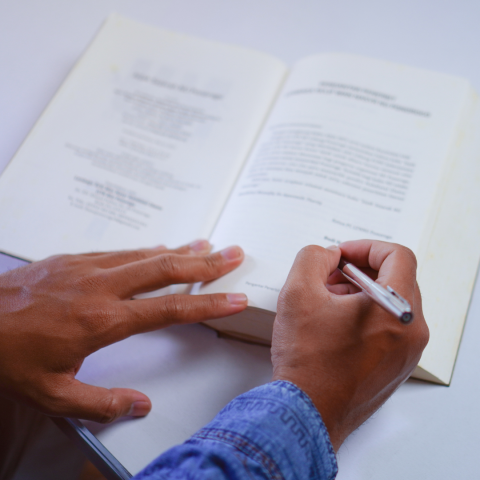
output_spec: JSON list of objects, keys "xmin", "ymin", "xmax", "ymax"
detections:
[{"xmin": 133, "ymin": 381, "xmax": 338, "ymax": 480}]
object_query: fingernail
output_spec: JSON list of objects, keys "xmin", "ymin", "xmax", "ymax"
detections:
[
  {"xmin": 227, "ymin": 293, "xmax": 248, "ymax": 306},
  {"xmin": 189, "ymin": 239, "xmax": 211, "ymax": 253},
  {"xmin": 128, "ymin": 401, "xmax": 151, "ymax": 417},
  {"xmin": 220, "ymin": 246, "xmax": 242, "ymax": 261},
  {"xmin": 326, "ymin": 245, "xmax": 339, "ymax": 250},
  {"xmin": 153, "ymin": 244, "xmax": 167, "ymax": 250}
]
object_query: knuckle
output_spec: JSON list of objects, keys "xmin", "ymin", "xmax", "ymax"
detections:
[
  {"xmin": 47, "ymin": 254, "xmax": 91, "ymax": 272},
  {"xmin": 203, "ymin": 254, "xmax": 222, "ymax": 274},
  {"xmin": 46, "ymin": 253, "xmax": 73, "ymax": 266},
  {"xmin": 98, "ymin": 394, "xmax": 120, "ymax": 424},
  {"xmin": 278, "ymin": 283, "xmax": 309, "ymax": 317},
  {"xmin": 277, "ymin": 285, "xmax": 292, "ymax": 309},
  {"xmin": 390, "ymin": 315, "xmax": 429, "ymax": 358},
  {"xmin": 281, "ymin": 280, "xmax": 309, "ymax": 302},
  {"xmin": 416, "ymin": 319, "xmax": 430, "ymax": 350},
  {"xmin": 123, "ymin": 249, "xmax": 150, "ymax": 263},
  {"xmin": 75, "ymin": 301, "xmax": 121, "ymax": 343},
  {"xmin": 157, "ymin": 254, "xmax": 182, "ymax": 281},
  {"xmin": 299, "ymin": 244, "xmax": 322, "ymax": 258},
  {"xmin": 161, "ymin": 295, "xmax": 184, "ymax": 321},
  {"xmin": 41, "ymin": 255, "xmax": 74, "ymax": 278},
  {"xmin": 278, "ymin": 285, "xmax": 294, "ymax": 307},
  {"xmin": 396, "ymin": 244, "xmax": 418, "ymax": 268},
  {"xmin": 72, "ymin": 270, "xmax": 109, "ymax": 293},
  {"xmin": 205, "ymin": 294, "xmax": 224, "ymax": 311}
]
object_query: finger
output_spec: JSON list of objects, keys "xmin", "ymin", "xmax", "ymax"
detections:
[
  {"xmin": 283, "ymin": 245, "xmax": 342, "ymax": 295},
  {"xmin": 110, "ymin": 246, "xmax": 244, "ymax": 298},
  {"xmin": 153, "ymin": 239, "xmax": 212, "ymax": 256},
  {"xmin": 87, "ymin": 246, "xmax": 166, "ymax": 268},
  {"xmin": 48, "ymin": 380, "xmax": 151, "ymax": 423},
  {"xmin": 327, "ymin": 266, "xmax": 378, "ymax": 285},
  {"xmin": 169, "ymin": 239, "xmax": 212, "ymax": 256},
  {"xmin": 339, "ymin": 239, "xmax": 417, "ymax": 303},
  {"xmin": 326, "ymin": 283, "xmax": 360, "ymax": 295},
  {"xmin": 278, "ymin": 244, "xmax": 366, "ymax": 324},
  {"xmin": 112, "ymin": 293, "xmax": 248, "ymax": 341},
  {"xmin": 90, "ymin": 240, "xmax": 212, "ymax": 269}
]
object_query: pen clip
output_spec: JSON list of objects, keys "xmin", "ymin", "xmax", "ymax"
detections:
[
  {"xmin": 386, "ymin": 286, "xmax": 409, "ymax": 306},
  {"xmin": 387, "ymin": 286, "xmax": 413, "ymax": 323}
]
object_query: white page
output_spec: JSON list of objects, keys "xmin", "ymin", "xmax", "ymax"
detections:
[
  {"xmin": 201, "ymin": 54, "xmax": 470, "ymax": 312},
  {"xmin": 0, "ymin": 15, "xmax": 286, "ymax": 260}
]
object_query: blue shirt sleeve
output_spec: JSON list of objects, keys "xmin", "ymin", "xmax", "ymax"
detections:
[{"xmin": 133, "ymin": 380, "xmax": 338, "ymax": 480}]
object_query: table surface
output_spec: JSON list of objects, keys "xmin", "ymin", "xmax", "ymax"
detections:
[{"xmin": 2, "ymin": 1, "xmax": 480, "ymax": 478}]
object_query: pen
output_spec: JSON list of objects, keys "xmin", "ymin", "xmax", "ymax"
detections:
[{"xmin": 337, "ymin": 258, "xmax": 413, "ymax": 324}]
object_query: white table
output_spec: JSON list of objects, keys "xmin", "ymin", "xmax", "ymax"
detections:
[{"xmin": 2, "ymin": 1, "xmax": 480, "ymax": 478}]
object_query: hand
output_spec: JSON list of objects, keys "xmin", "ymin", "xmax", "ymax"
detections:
[
  {"xmin": 271, "ymin": 240, "xmax": 429, "ymax": 451},
  {"xmin": 0, "ymin": 240, "xmax": 247, "ymax": 423}
]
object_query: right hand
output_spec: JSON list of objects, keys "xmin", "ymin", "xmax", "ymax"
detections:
[{"xmin": 271, "ymin": 240, "xmax": 429, "ymax": 451}]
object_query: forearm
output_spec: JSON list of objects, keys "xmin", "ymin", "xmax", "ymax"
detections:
[{"xmin": 133, "ymin": 381, "xmax": 337, "ymax": 480}]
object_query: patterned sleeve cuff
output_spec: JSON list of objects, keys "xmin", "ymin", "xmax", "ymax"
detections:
[{"xmin": 189, "ymin": 380, "xmax": 338, "ymax": 480}]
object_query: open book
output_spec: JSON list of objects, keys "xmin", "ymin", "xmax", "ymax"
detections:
[{"xmin": 1, "ymin": 14, "xmax": 479, "ymax": 386}]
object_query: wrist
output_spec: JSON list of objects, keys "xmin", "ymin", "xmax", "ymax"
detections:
[{"xmin": 272, "ymin": 367, "xmax": 347, "ymax": 451}]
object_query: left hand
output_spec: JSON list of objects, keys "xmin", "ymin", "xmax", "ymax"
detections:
[{"xmin": 0, "ymin": 240, "xmax": 247, "ymax": 423}]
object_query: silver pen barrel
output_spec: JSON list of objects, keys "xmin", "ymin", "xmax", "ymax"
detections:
[{"xmin": 338, "ymin": 258, "xmax": 413, "ymax": 324}]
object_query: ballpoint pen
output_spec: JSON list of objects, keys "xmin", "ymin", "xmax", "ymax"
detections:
[{"xmin": 338, "ymin": 258, "xmax": 413, "ymax": 324}]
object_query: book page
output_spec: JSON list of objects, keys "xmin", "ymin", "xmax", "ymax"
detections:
[
  {"xmin": 201, "ymin": 54, "xmax": 470, "ymax": 312},
  {"xmin": 0, "ymin": 15, "xmax": 286, "ymax": 260},
  {"xmin": 412, "ymin": 90, "xmax": 480, "ymax": 384}
]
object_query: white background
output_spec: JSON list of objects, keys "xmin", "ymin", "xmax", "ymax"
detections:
[{"xmin": 2, "ymin": 1, "xmax": 480, "ymax": 479}]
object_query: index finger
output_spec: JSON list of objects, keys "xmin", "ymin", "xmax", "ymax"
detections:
[
  {"xmin": 281, "ymin": 244, "xmax": 342, "ymax": 297},
  {"xmin": 108, "ymin": 246, "xmax": 244, "ymax": 298},
  {"xmin": 338, "ymin": 239, "xmax": 417, "ymax": 302}
]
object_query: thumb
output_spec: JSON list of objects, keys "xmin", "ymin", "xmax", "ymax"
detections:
[{"xmin": 54, "ymin": 380, "xmax": 151, "ymax": 423}]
